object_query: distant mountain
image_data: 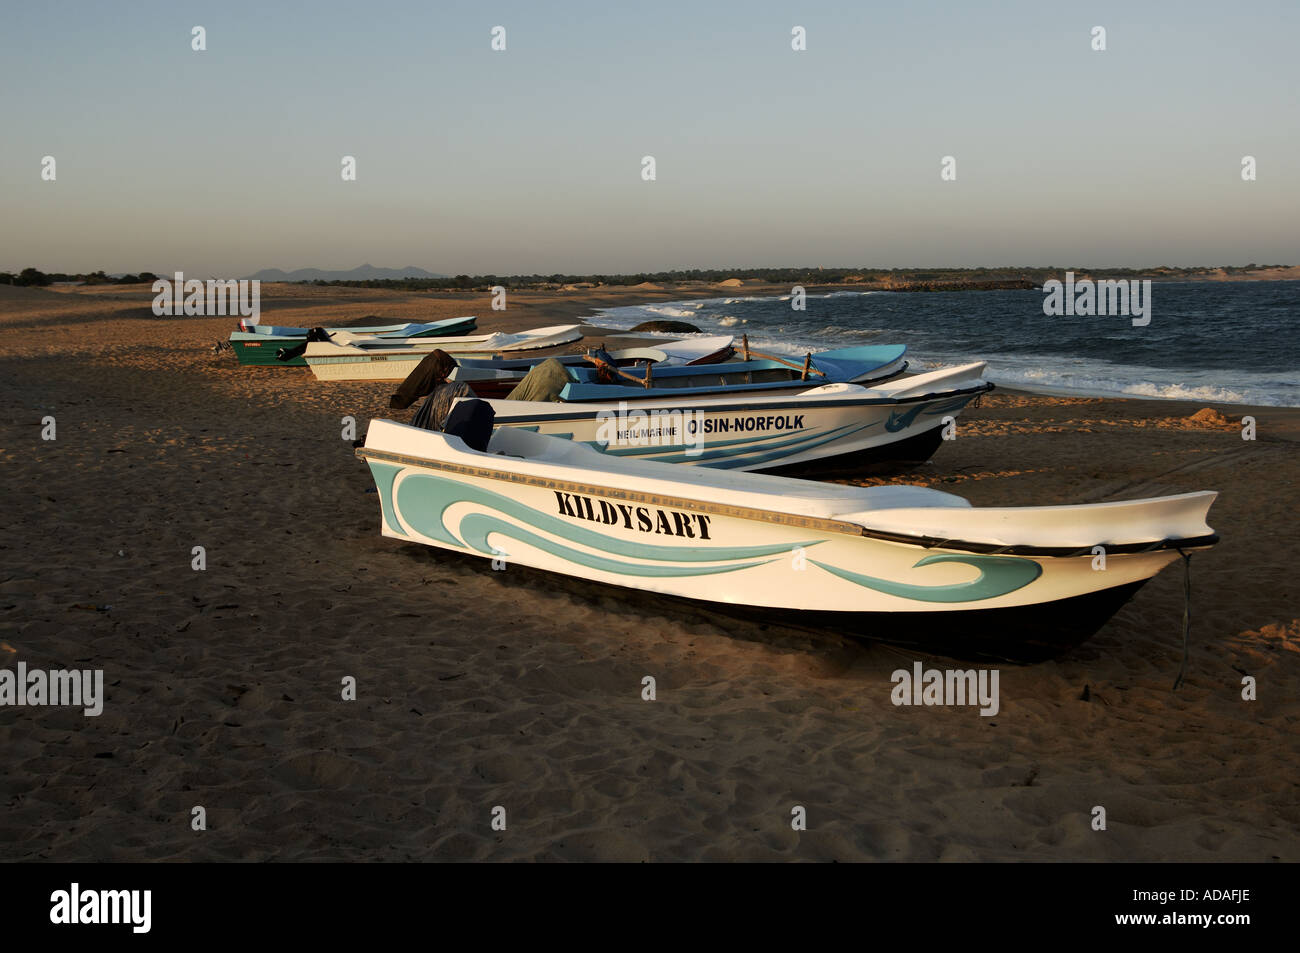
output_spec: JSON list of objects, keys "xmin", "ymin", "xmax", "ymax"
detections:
[{"xmin": 248, "ymin": 264, "xmax": 447, "ymax": 282}]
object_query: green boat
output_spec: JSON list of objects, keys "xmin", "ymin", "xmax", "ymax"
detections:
[{"xmin": 229, "ymin": 316, "xmax": 478, "ymax": 367}]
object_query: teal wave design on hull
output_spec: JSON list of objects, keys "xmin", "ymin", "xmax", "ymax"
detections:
[
  {"xmin": 389, "ymin": 470, "xmax": 820, "ymax": 577},
  {"xmin": 458, "ymin": 513, "xmax": 776, "ymax": 578},
  {"xmin": 367, "ymin": 462, "xmax": 407, "ymax": 537},
  {"xmin": 886, "ymin": 396, "xmax": 975, "ymax": 432},
  {"xmin": 923, "ymin": 395, "xmax": 975, "ymax": 416},
  {"xmin": 810, "ymin": 553, "xmax": 1041, "ymax": 603},
  {"xmin": 884, "ymin": 404, "xmax": 926, "ymax": 433},
  {"xmin": 371, "ymin": 467, "xmax": 1040, "ymax": 604}
]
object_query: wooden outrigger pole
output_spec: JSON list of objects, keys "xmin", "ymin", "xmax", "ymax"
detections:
[{"xmin": 741, "ymin": 334, "xmax": 825, "ymax": 380}]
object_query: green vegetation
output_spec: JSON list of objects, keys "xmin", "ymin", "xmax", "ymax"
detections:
[
  {"xmin": 293, "ymin": 265, "xmax": 1291, "ymax": 292},
  {"xmin": 0, "ymin": 268, "xmax": 159, "ymax": 286},
  {"xmin": 2, "ymin": 264, "xmax": 1290, "ymax": 292}
]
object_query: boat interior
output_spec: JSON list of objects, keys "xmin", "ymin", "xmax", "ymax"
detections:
[
  {"xmin": 422, "ymin": 414, "xmax": 970, "ymax": 521},
  {"xmin": 572, "ymin": 362, "xmax": 809, "ymax": 389},
  {"xmin": 378, "ymin": 403, "xmax": 1214, "ymax": 549}
]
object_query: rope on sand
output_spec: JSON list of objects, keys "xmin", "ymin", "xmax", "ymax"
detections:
[{"xmin": 1173, "ymin": 549, "xmax": 1194, "ymax": 691}]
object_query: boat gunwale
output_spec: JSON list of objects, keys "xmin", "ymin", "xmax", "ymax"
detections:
[
  {"xmin": 487, "ymin": 380, "xmax": 995, "ymax": 422},
  {"xmin": 564, "ymin": 349, "xmax": 905, "ymax": 382},
  {"xmin": 557, "ymin": 358, "xmax": 912, "ymax": 401},
  {"xmin": 457, "ymin": 359, "xmax": 912, "ymax": 394},
  {"xmin": 356, "ymin": 446, "xmax": 870, "ymax": 537},
  {"xmin": 354, "ymin": 445, "xmax": 1218, "ymax": 558}
]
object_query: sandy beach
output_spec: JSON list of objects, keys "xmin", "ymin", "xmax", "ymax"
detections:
[{"xmin": 1, "ymin": 282, "xmax": 1296, "ymax": 862}]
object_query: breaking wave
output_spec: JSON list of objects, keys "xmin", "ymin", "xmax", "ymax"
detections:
[{"xmin": 593, "ymin": 282, "xmax": 1300, "ymax": 406}]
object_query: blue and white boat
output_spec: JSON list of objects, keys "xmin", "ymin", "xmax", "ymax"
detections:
[
  {"xmin": 448, "ymin": 335, "xmax": 737, "ymax": 397},
  {"xmin": 356, "ymin": 413, "xmax": 1218, "ymax": 653},
  {"xmin": 471, "ymin": 361, "xmax": 993, "ymax": 473},
  {"xmin": 547, "ymin": 343, "xmax": 908, "ymax": 401}
]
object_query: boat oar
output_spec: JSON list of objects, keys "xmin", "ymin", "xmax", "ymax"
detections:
[{"xmin": 740, "ymin": 334, "xmax": 826, "ymax": 380}]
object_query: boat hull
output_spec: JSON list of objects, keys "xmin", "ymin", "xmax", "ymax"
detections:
[
  {"xmin": 711, "ymin": 580, "xmax": 1152, "ymax": 661},
  {"xmin": 231, "ymin": 317, "xmax": 480, "ymax": 366},
  {"xmin": 240, "ymin": 317, "xmax": 478, "ymax": 338},
  {"xmin": 759, "ymin": 423, "xmax": 948, "ymax": 476},
  {"xmin": 230, "ymin": 334, "xmax": 307, "ymax": 366},
  {"xmin": 359, "ymin": 428, "xmax": 1204, "ymax": 622},
  {"xmin": 368, "ymin": 465, "xmax": 1182, "ymax": 613},
  {"xmin": 422, "ymin": 560, "xmax": 1148, "ymax": 662},
  {"xmin": 478, "ymin": 366, "xmax": 992, "ymax": 472},
  {"xmin": 305, "ymin": 325, "xmax": 584, "ymax": 381},
  {"xmin": 556, "ymin": 346, "xmax": 909, "ymax": 402}
]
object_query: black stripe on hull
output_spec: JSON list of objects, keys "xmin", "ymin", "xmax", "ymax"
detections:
[
  {"xmin": 693, "ymin": 580, "xmax": 1150, "ymax": 663},
  {"xmin": 758, "ymin": 423, "xmax": 947, "ymax": 476},
  {"xmin": 415, "ymin": 539, "xmax": 1150, "ymax": 664}
]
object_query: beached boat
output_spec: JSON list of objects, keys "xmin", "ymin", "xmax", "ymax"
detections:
[
  {"xmin": 540, "ymin": 343, "xmax": 908, "ymax": 401},
  {"xmin": 356, "ymin": 414, "xmax": 1218, "ymax": 651},
  {"xmin": 303, "ymin": 324, "xmax": 584, "ymax": 381},
  {"xmin": 452, "ymin": 342, "xmax": 907, "ymax": 400},
  {"xmin": 230, "ymin": 316, "xmax": 478, "ymax": 366},
  {"xmin": 471, "ymin": 362, "xmax": 992, "ymax": 472},
  {"xmin": 449, "ymin": 335, "xmax": 737, "ymax": 398},
  {"xmin": 238, "ymin": 316, "xmax": 478, "ymax": 338}
]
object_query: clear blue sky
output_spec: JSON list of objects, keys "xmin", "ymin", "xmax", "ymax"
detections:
[{"xmin": 3, "ymin": 0, "xmax": 1297, "ymax": 275}]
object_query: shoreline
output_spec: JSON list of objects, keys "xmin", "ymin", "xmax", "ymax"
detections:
[
  {"xmin": 8, "ymin": 278, "xmax": 1298, "ymax": 411},
  {"xmin": 578, "ymin": 308, "xmax": 1299, "ymax": 411}
]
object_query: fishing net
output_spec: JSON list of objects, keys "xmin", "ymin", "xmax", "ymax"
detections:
[
  {"xmin": 413, "ymin": 381, "xmax": 474, "ymax": 431},
  {"xmin": 389, "ymin": 349, "xmax": 457, "ymax": 409},
  {"xmin": 504, "ymin": 358, "xmax": 572, "ymax": 402}
]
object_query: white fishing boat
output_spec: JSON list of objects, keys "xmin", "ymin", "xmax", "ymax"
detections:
[
  {"xmin": 471, "ymin": 362, "xmax": 992, "ymax": 472},
  {"xmin": 304, "ymin": 324, "xmax": 583, "ymax": 381},
  {"xmin": 237, "ymin": 316, "xmax": 478, "ymax": 339},
  {"xmin": 356, "ymin": 413, "xmax": 1218, "ymax": 652}
]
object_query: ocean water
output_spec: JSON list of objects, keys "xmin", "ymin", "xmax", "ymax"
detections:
[{"xmin": 594, "ymin": 281, "xmax": 1300, "ymax": 407}]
